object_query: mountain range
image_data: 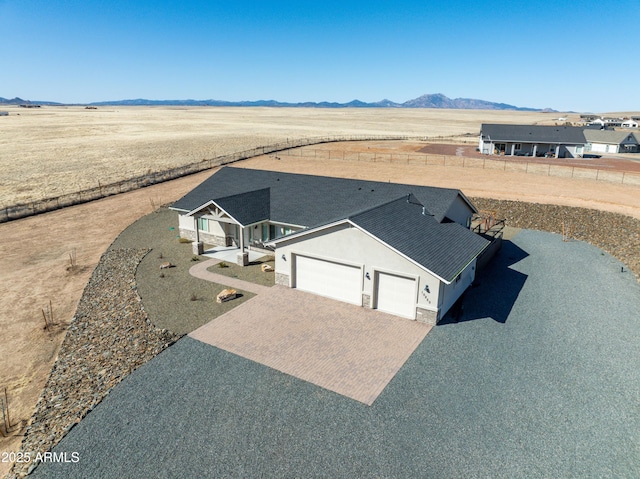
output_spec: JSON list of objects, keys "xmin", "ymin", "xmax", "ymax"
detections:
[{"xmin": 0, "ymin": 93, "xmax": 556, "ymax": 112}]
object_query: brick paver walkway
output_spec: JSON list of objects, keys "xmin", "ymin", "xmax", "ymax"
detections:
[{"xmin": 189, "ymin": 285, "xmax": 431, "ymax": 405}]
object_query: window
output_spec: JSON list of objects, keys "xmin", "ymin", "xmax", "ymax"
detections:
[
  {"xmin": 514, "ymin": 143, "xmax": 522, "ymax": 150},
  {"xmin": 197, "ymin": 217, "xmax": 208, "ymax": 232},
  {"xmin": 262, "ymin": 224, "xmax": 268, "ymax": 242},
  {"xmin": 269, "ymin": 224, "xmax": 276, "ymax": 240}
]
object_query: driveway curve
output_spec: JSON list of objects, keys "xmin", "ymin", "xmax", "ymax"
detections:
[{"xmin": 30, "ymin": 229, "xmax": 640, "ymax": 479}]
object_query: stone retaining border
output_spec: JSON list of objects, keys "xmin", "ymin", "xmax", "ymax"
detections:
[{"xmin": 8, "ymin": 249, "xmax": 181, "ymax": 479}]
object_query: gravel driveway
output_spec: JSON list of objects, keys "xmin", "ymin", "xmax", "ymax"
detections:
[{"xmin": 30, "ymin": 229, "xmax": 640, "ymax": 478}]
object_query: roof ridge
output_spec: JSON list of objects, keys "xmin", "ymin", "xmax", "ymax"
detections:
[{"xmin": 349, "ymin": 193, "xmax": 428, "ymax": 220}]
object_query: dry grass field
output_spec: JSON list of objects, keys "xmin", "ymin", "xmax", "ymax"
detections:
[
  {"xmin": 1, "ymin": 107, "xmax": 639, "ymax": 477},
  {"xmin": 0, "ymin": 106, "xmax": 575, "ymax": 208}
]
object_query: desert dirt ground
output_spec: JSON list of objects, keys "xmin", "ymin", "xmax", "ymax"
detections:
[
  {"xmin": 0, "ymin": 105, "xmax": 590, "ymax": 208},
  {"xmin": 1, "ymin": 109, "xmax": 639, "ymax": 476}
]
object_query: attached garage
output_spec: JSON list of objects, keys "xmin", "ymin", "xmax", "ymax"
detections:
[
  {"xmin": 374, "ymin": 271, "xmax": 417, "ymax": 319},
  {"xmin": 293, "ymin": 254, "xmax": 362, "ymax": 305}
]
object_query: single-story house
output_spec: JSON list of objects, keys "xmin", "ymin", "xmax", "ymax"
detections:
[
  {"xmin": 621, "ymin": 119, "xmax": 638, "ymax": 129},
  {"xmin": 170, "ymin": 167, "xmax": 490, "ymax": 323},
  {"xmin": 583, "ymin": 129, "xmax": 640, "ymax": 154},
  {"xmin": 479, "ymin": 124, "xmax": 587, "ymax": 158}
]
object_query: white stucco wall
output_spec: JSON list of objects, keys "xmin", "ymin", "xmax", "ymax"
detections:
[
  {"xmin": 438, "ymin": 258, "xmax": 477, "ymax": 315},
  {"xmin": 275, "ymin": 223, "xmax": 442, "ymax": 315}
]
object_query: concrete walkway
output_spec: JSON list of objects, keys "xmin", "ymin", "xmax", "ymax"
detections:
[{"xmin": 189, "ymin": 258, "xmax": 271, "ymax": 295}]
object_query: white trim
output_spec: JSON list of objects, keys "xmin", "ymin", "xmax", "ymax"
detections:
[
  {"xmin": 271, "ymin": 218, "xmax": 488, "ymax": 284},
  {"xmin": 185, "ymin": 200, "xmax": 243, "ymax": 226}
]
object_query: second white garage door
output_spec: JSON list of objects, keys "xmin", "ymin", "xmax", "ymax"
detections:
[
  {"xmin": 375, "ymin": 272, "xmax": 416, "ymax": 319},
  {"xmin": 294, "ymin": 255, "xmax": 362, "ymax": 305}
]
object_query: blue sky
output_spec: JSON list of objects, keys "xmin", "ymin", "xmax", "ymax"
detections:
[{"xmin": 1, "ymin": 0, "xmax": 638, "ymax": 112}]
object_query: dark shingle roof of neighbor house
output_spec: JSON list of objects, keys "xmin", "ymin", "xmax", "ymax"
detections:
[
  {"xmin": 350, "ymin": 196, "xmax": 489, "ymax": 281},
  {"xmin": 171, "ymin": 167, "xmax": 471, "ymax": 225},
  {"xmin": 480, "ymin": 124, "xmax": 587, "ymax": 144}
]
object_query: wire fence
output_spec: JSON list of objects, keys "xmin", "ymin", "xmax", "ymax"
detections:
[
  {"xmin": 280, "ymin": 147, "xmax": 640, "ymax": 186},
  {"xmin": 3, "ymin": 135, "xmax": 638, "ymax": 223},
  {"xmin": 0, "ymin": 135, "xmax": 420, "ymax": 223}
]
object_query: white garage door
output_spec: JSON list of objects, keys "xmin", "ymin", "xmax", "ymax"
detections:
[
  {"xmin": 375, "ymin": 272, "xmax": 416, "ymax": 319},
  {"xmin": 294, "ymin": 255, "xmax": 362, "ymax": 305}
]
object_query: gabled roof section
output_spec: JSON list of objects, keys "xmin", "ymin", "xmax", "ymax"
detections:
[
  {"xmin": 480, "ymin": 124, "xmax": 587, "ymax": 144},
  {"xmin": 214, "ymin": 188, "xmax": 270, "ymax": 226},
  {"xmin": 350, "ymin": 196, "xmax": 489, "ymax": 283},
  {"xmin": 583, "ymin": 129, "xmax": 639, "ymax": 145},
  {"xmin": 170, "ymin": 167, "xmax": 472, "ymax": 226}
]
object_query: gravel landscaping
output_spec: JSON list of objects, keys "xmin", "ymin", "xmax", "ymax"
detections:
[
  {"xmin": 109, "ymin": 207, "xmax": 256, "ymax": 335},
  {"xmin": 471, "ymin": 197, "xmax": 640, "ymax": 281},
  {"xmin": 10, "ymin": 199, "xmax": 640, "ymax": 478},
  {"xmin": 8, "ymin": 248, "xmax": 181, "ymax": 479},
  {"xmin": 27, "ymin": 228, "xmax": 640, "ymax": 478}
]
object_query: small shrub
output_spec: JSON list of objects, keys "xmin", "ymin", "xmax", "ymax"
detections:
[
  {"xmin": 159, "ymin": 272, "xmax": 165, "ymax": 278},
  {"xmin": 218, "ymin": 261, "xmax": 229, "ymax": 268},
  {"xmin": 158, "ymin": 252, "xmax": 163, "ymax": 259},
  {"xmin": 191, "ymin": 255, "xmax": 200, "ymax": 262},
  {"xmin": 190, "ymin": 292, "xmax": 198, "ymax": 301},
  {"xmin": 178, "ymin": 237, "xmax": 192, "ymax": 244}
]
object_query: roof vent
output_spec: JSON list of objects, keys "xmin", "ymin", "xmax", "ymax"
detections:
[{"xmin": 422, "ymin": 206, "xmax": 426, "ymax": 215}]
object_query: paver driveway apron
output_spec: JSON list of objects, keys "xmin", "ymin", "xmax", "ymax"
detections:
[{"xmin": 189, "ymin": 258, "xmax": 431, "ymax": 405}]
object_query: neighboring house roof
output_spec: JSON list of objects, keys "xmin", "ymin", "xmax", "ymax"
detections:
[
  {"xmin": 480, "ymin": 124, "xmax": 587, "ymax": 144},
  {"xmin": 171, "ymin": 167, "xmax": 474, "ymax": 225},
  {"xmin": 583, "ymin": 129, "xmax": 639, "ymax": 145}
]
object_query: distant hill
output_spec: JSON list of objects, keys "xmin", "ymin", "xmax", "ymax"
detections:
[
  {"xmin": 0, "ymin": 97, "xmax": 62, "ymax": 106},
  {"xmin": 0, "ymin": 94, "xmax": 555, "ymax": 111}
]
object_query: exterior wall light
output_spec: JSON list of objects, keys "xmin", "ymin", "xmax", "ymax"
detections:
[
  {"xmin": 365, "ymin": 272, "xmax": 370, "ymax": 280},
  {"xmin": 424, "ymin": 285, "xmax": 430, "ymax": 293},
  {"xmin": 281, "ymin": 254, "xmax": 286, "ymax": 261}
]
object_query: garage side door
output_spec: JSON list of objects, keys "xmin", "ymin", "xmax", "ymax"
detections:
[
  {"xmin": 375, "ymin": 272, "xmax": 416, "ymax": 319},
  {"xmin": 294, "ymin": 255, "xmax": 362, "ymax": 305}
]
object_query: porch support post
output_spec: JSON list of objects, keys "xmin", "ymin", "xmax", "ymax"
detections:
[
  {"xmin": 510, "ymin": 144, "xmax": 515, "ymax": 156},
  {"xmin": 236, "ymin": 225, "xmax": 249, "ymax": 266},
  {"xmin": 532, "ymin": 144, "xmax": 537, "ymax": 157},
  {"xmin": 555, "ymin": 145, "xmax": 560, "ymax": 158},
  {"xmin": 192, "ymin": 217, "xmax": 204, "ymax": 255}
]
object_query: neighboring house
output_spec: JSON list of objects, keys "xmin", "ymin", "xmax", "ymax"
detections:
[
  {"xmin": 621, "ymin": 119, "xmax": 638, "ymax": 129},
  {"xmin": 170, "ymin": 167, "xmax": 490, "ymax": 323},
  {"xmin": 479, "ymin": 124, "xmax": 587, "ymax": 158},
  {"xmin": 583, "ymin": 130, "xmax": 640, "ymax": 153}
]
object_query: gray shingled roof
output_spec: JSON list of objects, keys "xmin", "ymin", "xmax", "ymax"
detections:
[
  {"xmin": 214, "ymin": 188, "xmax": 270, "ymax": 225},
  {"xmin": 171, "ymin": 167, "xmax": 470, "ymax": 226},
  {"xmin": 480, "ymin": 124, "xmax": 587, "ymax": 144},
  {"xmin": 350, "ymin": 196, "xmax": 489, "ymax": 282},
  {"xmin": 583, "ymin": 129, "xmax": 639, "ymax": 145}
]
